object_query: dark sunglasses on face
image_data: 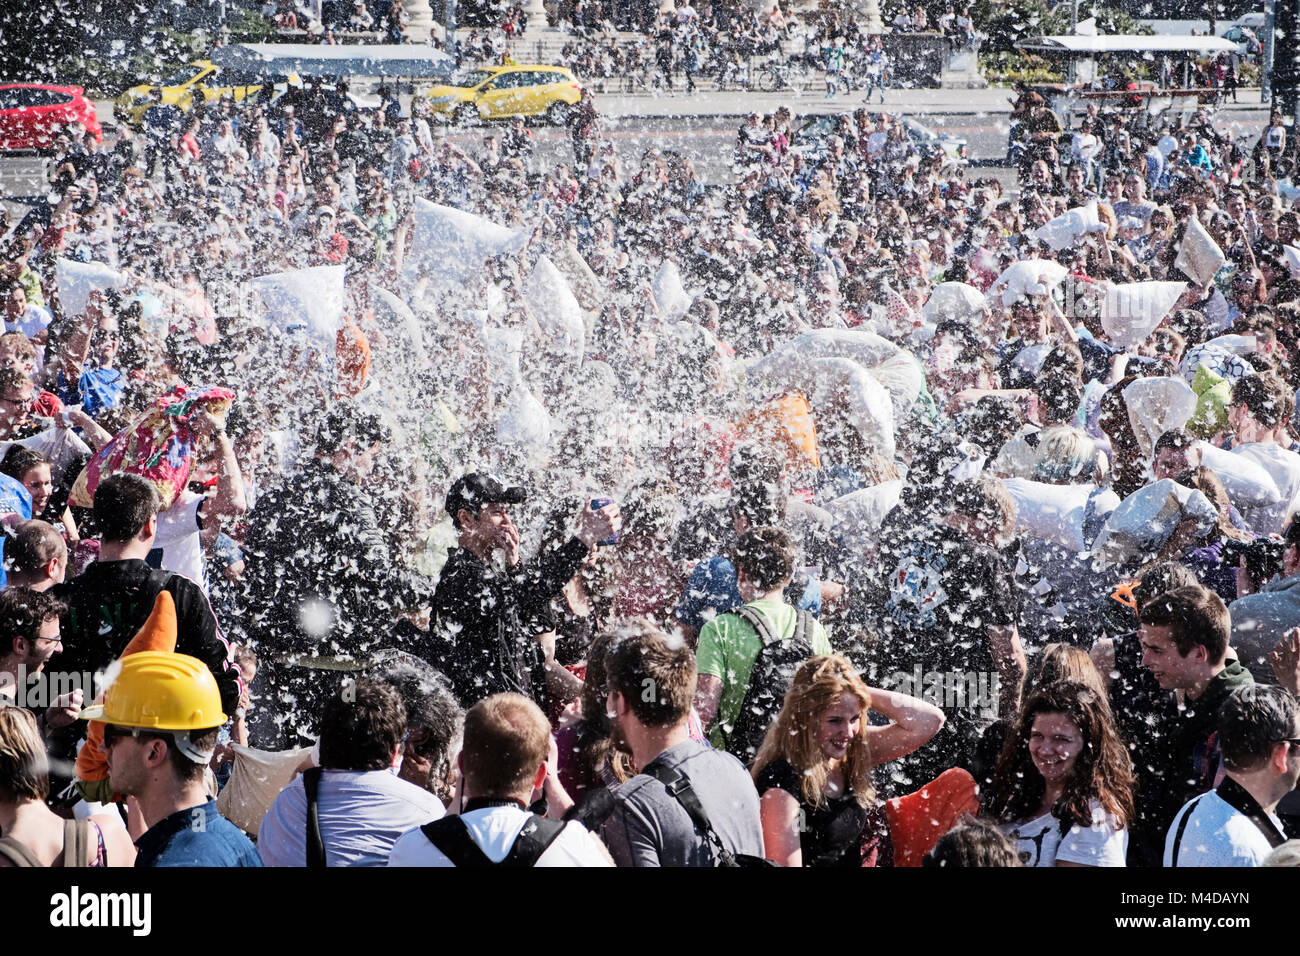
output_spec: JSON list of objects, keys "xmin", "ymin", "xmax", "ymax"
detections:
[{"xmin": 103, "ymin": 724, "xmax": 165, "ymax": 747}]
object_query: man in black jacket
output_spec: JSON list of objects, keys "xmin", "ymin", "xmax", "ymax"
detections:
[
  {"xmin": 49, "ymin": 474, "xmax": 239, "ymax": 784},
  {"xmin": 1132, "ymin": 585, "xmax": 1255, "ymax": 864},
  {"xmin": 240, "ymin": 403, "xmax": 425, "ymax": 747},
  {"xmin": 428, "ymin": 473, "xmax": 618, "ymax": 707}
]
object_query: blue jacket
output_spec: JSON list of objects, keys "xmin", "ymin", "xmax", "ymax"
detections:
[{"xmin": 135, "ymin": 799, "xmax": 262, "ymax": 867}]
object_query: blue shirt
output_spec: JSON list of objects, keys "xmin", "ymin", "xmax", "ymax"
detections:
[
  {"xmin": 56, "ymin": 366, "xmax": 124, "ymax": 420},
  {"xmin": 0, "ymin": 474, "xmax": 33, "ymax": 589},
  {"xmin": 135, "ymin": 798, "xmax": 262, "ymax": 867},
  {"xmin": 1144, "ymin": 149, "xmax": 1163, "ymax": 191},
  {"xmin": 257, "ymin": 769, "xmax": 443, "ymax": 867},
  {"xmin": 675, "ymin": 556, "xmax": 821, "ymax": 630}
]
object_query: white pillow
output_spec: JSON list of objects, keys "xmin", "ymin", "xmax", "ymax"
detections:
[
  {"xmin": 651, "ymin": 259, "xmax": 693, "ymax": 321},
  {"xmin": 496, "ymin": 382, "xmax": 553, "ymax": 457},
  {"xmin": 1196, "ymin": 442, "xmax": 1283, "ymax": 508},
  {"xmin": 1123, "ymin": 377, "xmax": 1197, "ymax": 459},
  {"xmin": 921, "ymin": 281, "xmax": 987, "ymax": 323},
  {"xmin": 1174, "ymin": 215, "xmax": 1226, "ymax": 288},
  {"xmin": 249, "ymin": 264, "xmax": 346, "ymax": 350},
  {"xmin": 826, "ymin": 480, "xmax": 903, "ymax": 538},
  {"xmin": 751, "ymin": 329, "xmax": 919, "ymax": 425},
  {"xmin": 1034, "ymin": 202, "xmax": 1100, "ymax": 253},
  {"xmin": 1099, "ymin": 281, "xmax": 1186, "ymax": 348},
  {"xmin": 1090, "ymin": 479, "xmax": 1217, "ymax": 567},
  {"xmin": 748, "ymin": 351, "xmax": 896, "ymax": 460},
  {"xmin": 986, "ymin": 259, "xmax": 1068, "ymax": 308},
  {"xmin": 56, "ymin": 258, "xmax": 128, "ymax": 317},
  {"xmin": 1001, "ymin": 478, "xmax": 1116, "ymax": 553},
  {"xmin": 403, "ymin": 198, "xmax": 529, "ymax": 285},
  {"xmin": 524, "ymin": 255, "xmax": 585, "ymax": 360}
]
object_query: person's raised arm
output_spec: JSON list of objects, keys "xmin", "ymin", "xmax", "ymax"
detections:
[
  {"xmin": 1044, "ymin": 286, "xmax": 1079, "ymax": 345},
  {"xmin": 1270, "ymin": 628, "xmax": 1300, "ymax": 695},
  {"xmin": 860, "ymin": 684, "xmax": 946, "ymax": 765},
  {"xmin": 62, "ymin": 406, "xmax": 112, "ymax": 451},
  {"xmin": 513, "ymin": 501, "xmax": 618, "ymax": 619},
  {"xmin": 190, "ymin": 409, "xmax": 247, "ymax": 524},
  {"xmin": 388, "ymin": 209, "xmax": 414, "ymax": 275},
  {"xmin": 542, "ymin": 732, "xmax": 575, "ymax": 819},
  {"xmin": 989, "ymin": 623, "xmax": 1027, "ymax": 718},
  {"xmin": 537, "ymin": 628, "xmax": 584, "ymax": 704},
  {"xmin": 1107, "ymin": 351, "xmax": 1129, "ymax": 385}
]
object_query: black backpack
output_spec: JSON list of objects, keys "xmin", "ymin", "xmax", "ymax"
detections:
[
  {"xmin": 725, "ymin": 605, "xmax": 816, "ymax": 765},
  {"xmin": 419, "ymin": 814, "xmax": 568, "ymax": 868}
]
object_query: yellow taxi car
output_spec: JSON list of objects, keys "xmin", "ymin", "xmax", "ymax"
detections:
[
  {"xmin": 425, "ymin": 64, "xmax": 582, "ymax": 125},
  {"xmin": 114, "ymin": 60, "xmax": 280, "ymax": 126}
]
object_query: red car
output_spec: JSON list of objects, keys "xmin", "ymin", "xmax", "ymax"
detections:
[{"xmin": 0, "ymin": 83, "xmax": 102, "ymax": 151}]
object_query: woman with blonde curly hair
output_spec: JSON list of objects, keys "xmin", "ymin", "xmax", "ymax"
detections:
[{"xmin": 750, "ymin": 654, "xmax": 946, "ymax": 867}]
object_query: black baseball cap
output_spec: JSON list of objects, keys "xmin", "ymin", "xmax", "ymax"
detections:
[{"xmin": 444, "ymin": 472, "xmax": 527, "ymax": 520}]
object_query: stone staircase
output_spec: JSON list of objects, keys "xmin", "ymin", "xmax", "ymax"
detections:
[
  {"xmin": 506, "ymin": 26, "xmax": 641, "ymax": 65},
  {"xmin": 494, "ymin": 26, "xmax": 986, "ymax": 92}
]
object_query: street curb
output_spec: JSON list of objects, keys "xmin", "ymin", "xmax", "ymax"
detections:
[
  {"xmin": 91, "ymin": 85, "xmax": 1271, "ymax": 129},
  {"xmin": 596, "ymin": 105, "xmax": 1272, "ymax": 120}
]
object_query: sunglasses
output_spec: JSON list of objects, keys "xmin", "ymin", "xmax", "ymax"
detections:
[{"xmin": 103, "ymin": 724, "xmax": 166, "ymax": 747}]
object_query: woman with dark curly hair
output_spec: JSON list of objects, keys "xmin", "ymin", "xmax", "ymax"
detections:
[{"xmin": 983, "ymin": 680, "xmax": 1135, "ymax": 867}]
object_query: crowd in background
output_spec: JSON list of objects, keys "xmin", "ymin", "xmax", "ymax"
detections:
[{"xmin": 0, "ymin": 50, "xmax": 1299, "ymax": 868}]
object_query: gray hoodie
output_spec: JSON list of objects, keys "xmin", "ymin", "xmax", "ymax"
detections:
[{"xmin": 1229, "ymin": 572, "xmax": 1300, "ymax": 683}]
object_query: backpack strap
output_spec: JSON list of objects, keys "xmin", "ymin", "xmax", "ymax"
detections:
[
  {"xmin": 737, "ymin": 605, "xmax": 812, "ymax": 648},
  {"xmin": 61, "ymin": 818, "xmax": 92, "ymax": 868},
  {"xmin": 420, "ymin": 814, "xmax": 566, "ymax": 867},
  {"xmin": 792, "ymin": 609, "xmax": 812, "ymax": 646},
  {"xmin": 0, "ymin": 835, "xmax": 42, "ymax": 867},
  {"xmin": 640, "ymin": 762, "xmax": 736, "ymax": 867},
  {"xmin": 421, "ymin": 816, "xmax": 494, "ymax": 867},
  {"xmin": 303, "ymin": 767, "xmax": 327, "ymax": 869},
  {"xmin": 1169, "ymin": 795, "xmax": 1204, "ymax": 867},
  {"xmin": 1214, "ymin": 776, "xmax": 1287, "ymax": 850},
  {"xmin": 501, "ymin": 815, "xmax": 567, "ymax": 867},
  {"xmin": 565, "ymin": 785, "xmax": 617, "ymax": 832},
  {"xmin": 734, "ymin": 605, "xmax": 780, "ymax": 648}
]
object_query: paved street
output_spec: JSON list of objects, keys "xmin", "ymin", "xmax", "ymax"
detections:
[{"xmin": 0, "ymin": 85, "xmax": 1272, "ymax": 210}]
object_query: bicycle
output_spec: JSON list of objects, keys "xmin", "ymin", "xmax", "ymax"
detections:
[
  {"xmin": 756, "ymin": 57, "xmax": 810, "ymax": 93},
  {"xmin": 714, "ymin": 55, "xmax": 751, "ymax": 91}
]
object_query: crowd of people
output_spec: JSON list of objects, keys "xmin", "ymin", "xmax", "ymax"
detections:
[
  {"xmin": 0, "ymin": 48, "xmax": 1299, "ymax": 869},
  {"xmin": 546, "ymin": 3, "xmax": 956, "ymax": 95}
]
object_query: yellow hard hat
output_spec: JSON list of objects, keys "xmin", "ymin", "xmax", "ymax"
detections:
[{"xmin": 79, "ymin": 651, "xmax": 227, "ymax": 731}]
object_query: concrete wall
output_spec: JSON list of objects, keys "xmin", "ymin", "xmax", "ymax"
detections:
[{"xmin": 884, "ymin": 33, "xmax": 951, "ymax": 89}]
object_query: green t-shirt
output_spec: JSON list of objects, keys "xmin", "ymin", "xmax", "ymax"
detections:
[{"xmin": 696, "ymin": 598, "xmax": 832, "ymax": 750}]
